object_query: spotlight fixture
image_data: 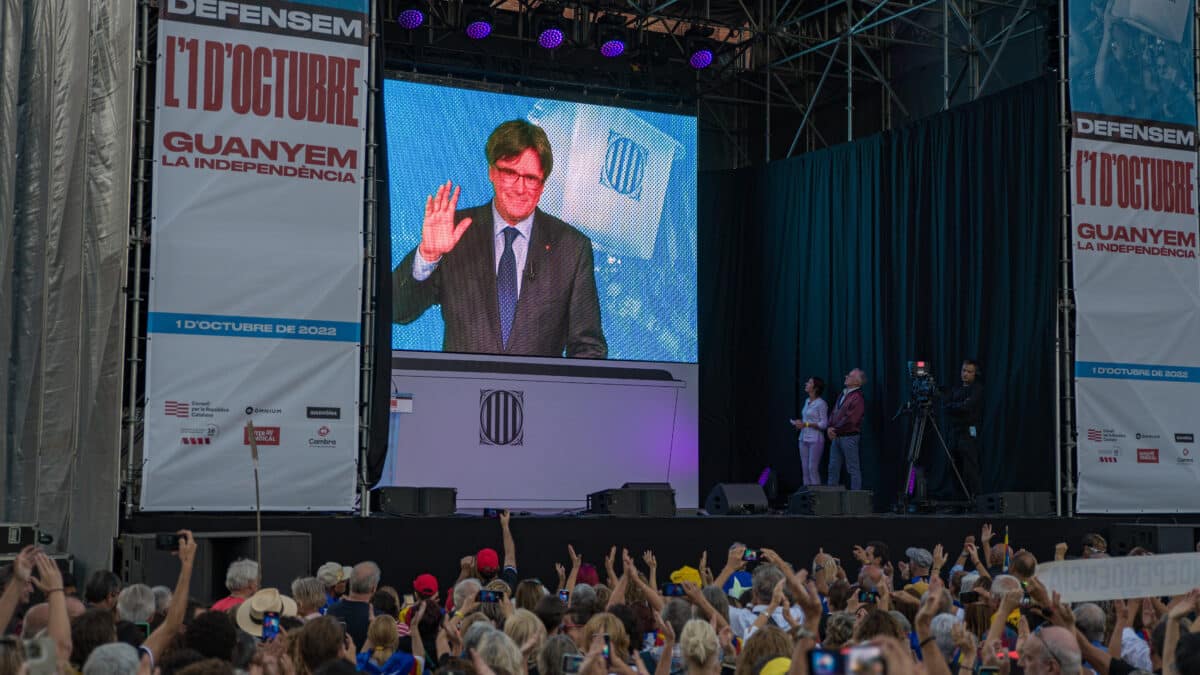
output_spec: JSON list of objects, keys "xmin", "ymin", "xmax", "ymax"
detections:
[
  {"xmin": 462, "ymin": 1, "xmax": 494, "ymax": 40},
  {"xmin": 533, "ymin": 5, "xmax": 567, "ymax": 50},
  {"xmin": 684, "ymin": 25, "xmax": 716, "ymax": 69},
  {"xmin": 595, "ymin": 14, "xmax": 628, "ymax": 58},
  {"xmin": 396, "ymin": 2, "xmax": 425, "ymax": 30}
]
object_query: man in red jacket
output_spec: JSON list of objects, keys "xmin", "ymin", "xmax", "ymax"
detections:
[{"xmin": 826, "ymin": 368, "xmax": 867, "ymax": 490}]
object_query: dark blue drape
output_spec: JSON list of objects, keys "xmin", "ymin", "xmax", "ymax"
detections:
[{"xmin": 699, "ymin": 77, "xmax": 1058, "ymax": 507}]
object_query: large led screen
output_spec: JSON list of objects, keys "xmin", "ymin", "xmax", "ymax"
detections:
[{"xmin": 383, "ymin": 79, "xmax": 698, "ymax": 363}]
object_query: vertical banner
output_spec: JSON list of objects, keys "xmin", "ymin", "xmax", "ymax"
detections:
[
  {"xmin": 141, "ymin": 0, "xmax": 368, "ymax": 510},
  {"xmin": 1069, "ymin": 0, "xmax": 1200, "ymax": 511}
]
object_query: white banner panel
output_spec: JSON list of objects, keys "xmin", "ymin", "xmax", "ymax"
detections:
[
  {"xmin": 1038, "ymin": 553, "xmax": 1200, "ymax": 602},
  {"xmin": 1068, "ymin": 0, "xmax": 1200, "ymax": 513},
  {"xmin": 141, "ymin": 0, "xmax": 368, "ymax": 510},
  {"xmin": 1071, "ymin": 127, "xmax": 1200, "ymax": 513}
]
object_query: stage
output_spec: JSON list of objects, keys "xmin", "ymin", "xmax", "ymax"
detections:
[{"xmin": 119, "ymin": 512, "xmax": 1198, "ymax": 599}]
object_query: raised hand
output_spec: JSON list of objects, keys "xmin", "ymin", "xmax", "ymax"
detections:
[
  {"xmin": 622, "ymin": 548, "xmax": 636, "ymax": 575},
  {"xmin": 852, "ymin": 545, "xmax": 870, "ymax": 564},
  {"xmin": 30, "ymin": 553, "xmax": 63, "ymax": 592},
  {"xmin": 176, "ymin": 530, "xmax": 197, "ymax": 566},
  {"xmin": 12, "ymin": 545, "xmax": 35, "ymax": 583},
  {"xmin": 498, "ymin": 509, "xmax": 511, "ymax": 528},
  {"xmin": 965, "ymin": 542, "xmax": 980, "ymax": 563},
  {"xmin": 897, "ymin": 561, "xmax": 910, "ymax": 580},
  {"xmin": 981, "ymin": 523, "xmax": 994, "ymax": 544},
  {"xmin": 726, "ymin": 544, "xmax": 747, "ymax": 571},
  {"xmin": 556, "ymin": 563, "xmax": 566, "ymax": 584},
  {"xmin": 932, "ymin": 544, "xmax": 947, "ymax": 570},
  {"xmin": 642, "ymin": 550, "xmax": 657, "ymax": 570},
  {"xmin": 605, "ymin": 546, "xmax": 618, "ymax": 573},
  {"xmin": 418, "ymin": 181, "xmax": 473, "ymax": 260},
  {"xmin": 569, "ymin": 544, "xmax": 582, "ymax": 568},
  {"xmin": 1054, "ymin": 542, "xmax": 1069, "ymax": 561}
]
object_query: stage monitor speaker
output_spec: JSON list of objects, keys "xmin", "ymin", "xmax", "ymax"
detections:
[
  {"xmin": 1109, "ymin": 524, "xmax": 1197, "ymax": 555},
  {"xmin": 841, "ymin": 490, "xmax": 874, "ymax": 515},
  {"xmin": 119, "ymin": 531, "xmax": 310, "ymax": 603},
  {"xmin": 975, "ymin": 492, "xmax": 1054, "ymax": 516},
  {"xmin": 705, "ymin": 483, "xmax": 768, "ymax": 515},
  {"xmin": 589, "ymin": 485, "xmax": 676, "ymax": 516},
  {"xmin": 374, "ymin": 487, "xmax": 457, "ymax": 516},
  {"xmin": 788, "ymin": 486, "xmax": 843, "ymax": 516}
]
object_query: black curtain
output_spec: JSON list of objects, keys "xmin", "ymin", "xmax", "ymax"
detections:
[{"xmin": 699, "ymin": 77, "xmax": 1058, "ymax": 507}]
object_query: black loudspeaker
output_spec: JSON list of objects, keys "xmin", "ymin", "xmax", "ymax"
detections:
[
  {"xmin": 374, "ymin": 487, "xmax": 457, "ymax": 516},
  {"xmin": 789, "ymin": 486, "xmax": 843, "ymax": 516},
  {"xmin": 588, "ymin": 484, "xmax": 676, "ymax": 516},
  {"xmin": 1109, "ymin": 524, "xmax": 1197, "ymax": 555},
  {"xmin": 705, "ymin": 483, "xmax": 769, "ymax": 515},
  {"xmin": 841, "ymin": 490, "xmax": 874, "ymax": 515},
  {"xmin": 975, "ymin": 492, "xmax": 1054, "ymax": 516},
  {"xmin": 119, "ymin": 531, "xmax": 310, "ymax": 603}
]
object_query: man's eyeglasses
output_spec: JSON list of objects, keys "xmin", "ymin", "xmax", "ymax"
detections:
[{"xmin": 494, "ymin": 166, "xmax": 545, "ymax": 189}]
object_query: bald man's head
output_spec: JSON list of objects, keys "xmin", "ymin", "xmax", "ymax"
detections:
[{"xmin": 1020, "ymin": 625, "xmax": 1081, "ymax": 675}]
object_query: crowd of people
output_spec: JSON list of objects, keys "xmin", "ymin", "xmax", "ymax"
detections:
[{"xmin": 2, "ymin": 513, "xmax": 1199, "ymax": 675}]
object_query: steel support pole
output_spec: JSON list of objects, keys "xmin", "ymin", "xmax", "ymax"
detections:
[
  {"xmin": 359, "ymin": 0, "xmax": 380, "ymax": 517},
  {"xmin": 765, "ymin": 0, "xmax": 772, "ymax": 161},
  {"xmin": 943, "ymin": 0, "xmax": 950, "ymax": 108},
  {"xmin": 124, "ymin": 0, "xmax": 153, "ymax": 518},
  {"xmin": 1055, "ymin": 0, "xmax": 1073, "ymax": 516},
  {"xmin": 847, "ymin": 0, "xmax": 854, "ymax": 141}
]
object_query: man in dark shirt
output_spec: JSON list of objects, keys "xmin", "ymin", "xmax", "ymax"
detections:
[
  {"xmin": 326, "ymin": 561, "xmax": 379, "ymax": 648},
  {"xmin": 943, "ymin": 359, "xmax": 983, "ymax": 499}
]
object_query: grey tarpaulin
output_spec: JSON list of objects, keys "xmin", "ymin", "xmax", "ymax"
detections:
[{"xmin": 0, "ymin": 0, "xmax": 134, "ymax": 574}]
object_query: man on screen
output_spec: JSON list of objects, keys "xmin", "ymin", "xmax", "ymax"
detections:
[{"xmin": 392, "ymin": 119, "xmax": 607, "ymax": 358}]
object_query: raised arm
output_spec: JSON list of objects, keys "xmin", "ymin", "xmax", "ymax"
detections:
[
  {"xmin": 30, "ymin": 553, "xmax": 71, "ymax": 662},
  {"xmin": 643, "ymin": 551, "xmax": 658, "ymax": 591},
  {"xmin": 0, "ymin": 546, "xmax": 34, "ymax": 634},
  {"xmin": 566, "ymin": 545, "xmax": 582, "ymax": 592},
  {"xmin": 914, "ymin": 576, "xmax": 952, "ymax": 675},
  {"xmin": 714, "ymin": 544, "xmax": 746, "ymax": 590},
  {"xmin": 499, "ymin": 510, "xmax": 517, "ymax": 570},
  {"xmin": 1163, "ymin": 589, "xmax": 1200, "ymax": 675},
  {"xmin": 143, "ymin": 531, "xmax": 196, "ymax": 660}
]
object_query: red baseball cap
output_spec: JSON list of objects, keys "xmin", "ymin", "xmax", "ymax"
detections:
[
  {"xmin": 476, "ymin": 548, "xmax": 500, "ymax": 574},
  {"xmin": 414, "ymin": 573, "xmax": 438, "ymax": 598}
]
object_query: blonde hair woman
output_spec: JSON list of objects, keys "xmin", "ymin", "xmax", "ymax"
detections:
[
  {"xmin": 679, "ymin": 620, "xmax": 721, "ymax": 675},
  {"xmin": 357, "ymin": 615, "xmax": 418, "ymax": 675},
  {"xmin": 503, "ymin": 609, "xmax": 547, "ymax": 671}
]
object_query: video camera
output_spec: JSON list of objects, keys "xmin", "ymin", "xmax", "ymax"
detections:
[{"xmin": 906, "ymin": 360, "xmax": 940, "ymax": 407}]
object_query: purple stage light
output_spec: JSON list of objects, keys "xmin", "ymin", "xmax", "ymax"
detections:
[
  {"xmin": 600, "ymin": 39, "xmax": 626, "ymax": 58},
  {"xmin": 689, "ymin": 48, "xmax": 714, "ymax": 69},
  {"xmin": 538, "ymin": 27, "xmax": 564, "ymax": 49},
  {"xmin": 397, "ymin": 8, "xmax": 424, "ymax": 29},
  {"xmin": 466, "ymin": 20, "xmax": 492, "ymax": 39}
]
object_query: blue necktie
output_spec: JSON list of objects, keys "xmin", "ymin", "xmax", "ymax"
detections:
[{"xmin": 497, "ymin": 227, "xmax": 519, "ymax": 348}]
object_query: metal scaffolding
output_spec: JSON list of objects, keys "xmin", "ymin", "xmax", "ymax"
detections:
[{"xmin": 378, "ymin": 1, "xmax": 1054, "ymax": 166}]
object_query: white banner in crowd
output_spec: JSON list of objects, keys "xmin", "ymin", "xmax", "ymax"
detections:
[
  {"xmin": 1037, "ymin": 554, "xmax": 1200, "ymax": 603},
  {"xmin": 1068, "ymin": 0, "xmax": 1200, "ymax": 512},
  {"xmin": 141, "ymin": 0, "xmax": 368, "ymax": 510}
]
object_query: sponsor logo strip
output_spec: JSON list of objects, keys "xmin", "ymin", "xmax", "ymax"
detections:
[{"xmin": 148, "ymin": 312, "xmax": 360, "ymax": 343}]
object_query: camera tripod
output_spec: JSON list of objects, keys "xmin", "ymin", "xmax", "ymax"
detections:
[{"xmin": 894, "ymin": 401, "xmax": 972, "ymax": 508}]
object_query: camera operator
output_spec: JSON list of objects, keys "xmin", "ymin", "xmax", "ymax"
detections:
[{"xmin": 943, "ymin": 359, "xmax": 983, "ymax": 498}]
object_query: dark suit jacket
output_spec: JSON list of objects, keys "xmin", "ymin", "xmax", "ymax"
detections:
[{"xmin": 392, "ymin": 203, "xmax": 607, "ymax": 358}]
